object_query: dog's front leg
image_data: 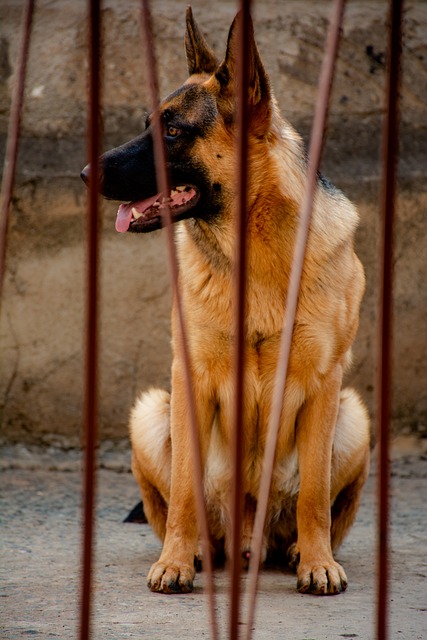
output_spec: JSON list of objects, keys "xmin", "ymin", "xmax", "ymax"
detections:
[
  {"xmin": 147, "ymin": 361, "xmax": 211, "ymax": 594},
  {"xmin": 294, "ymin": 364, "xmax": 348, "ymax": 595}
]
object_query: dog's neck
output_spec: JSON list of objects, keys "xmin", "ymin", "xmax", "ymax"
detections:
[{"xmin": 184, "ymin": 218, "xmax": 232, "ymax": 274}]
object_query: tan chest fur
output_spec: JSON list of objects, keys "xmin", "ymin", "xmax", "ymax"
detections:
[{"xmin": 173, "ymin": 200, "xmax": 363, "ymax": 482}]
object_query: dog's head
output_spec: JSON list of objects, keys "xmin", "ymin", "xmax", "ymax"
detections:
[{"xmin": 81, "ymin": 7, "xmax": 272, "ymax": 233}]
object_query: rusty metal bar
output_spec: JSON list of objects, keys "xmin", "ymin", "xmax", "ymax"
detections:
[
  {"xmin": 377, "ymin": 2, "xmax": 402, "ymax": 639},
  {"xmin": 140, "ymin": 2, "xmax": 218, "ymax": 637},
  {"xmin": 80, "ymin": 0, "xmax": 102, "ymax": 638},
  {"xmin": 244, "ymin": 1, "xmax": 346, "ymax": 637},
  {"xmin": 229, "ymin": 3, "xmax": 252, "ymax": 638},
  {"xmin": 0, "ymin": 0, "xmax": 35, "ymax": 300}
]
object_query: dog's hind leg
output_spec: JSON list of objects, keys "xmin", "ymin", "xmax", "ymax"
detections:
[
  {"xmin": 129, "ymin": 388, "xmax": 172, "ymax": 541},
  {"xmin": 329, "ymin": 387, "xmax": 370, "ymax": 551}
]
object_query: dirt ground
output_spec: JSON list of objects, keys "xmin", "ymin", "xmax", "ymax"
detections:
[{"xmin": 1, "ymin": 440, "xmax": 426, "ymax": 640}]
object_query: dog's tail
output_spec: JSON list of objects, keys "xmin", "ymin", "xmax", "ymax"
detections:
[{"xmin": 123, "ymin": 500, "xmax": 147, "ymax": 523}]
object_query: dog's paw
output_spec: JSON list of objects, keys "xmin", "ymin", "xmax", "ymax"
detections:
[
  {"xmin": 147, "ymin": 560, "xmax": 195, "ymax": 594},
  {"xmin": 296, "ymin": 559, "xmax": 348, "ymax": 595}
]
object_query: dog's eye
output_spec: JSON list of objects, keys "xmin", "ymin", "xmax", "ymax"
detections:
[{"xmin": 166, "ymin": 125, "xmax": 180, "ymax": 138}]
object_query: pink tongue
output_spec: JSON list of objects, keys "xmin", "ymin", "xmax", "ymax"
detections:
[
  {"xmin": 115, "ymin": 193, "xmax": 161, "ymax": 233},
  {"xmin": 116, "ymin": 203, "xmax": 133, "ymax": 233}
]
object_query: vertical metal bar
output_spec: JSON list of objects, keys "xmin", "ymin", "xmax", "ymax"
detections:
[
  {"xmin": 80, "ymin": 0, "xmax": 102, "ymax": 638},
  {"xmin": 377, "ymin": 2, "xmax": 402, "ymax": 639},
  {"xmin": 229, "ymin": 2, "xmax": 252, "ymax": 639},
  {"xmin": 140, "ymin": 3, "xmax": 218, "ymax": 638},
  {"xmin": 0, "ymin": 0, "xmax": 35, "ymax": 300},
  {"xmin": 244, "ymin": 2, "xmax": 346, "ymax": 637}
]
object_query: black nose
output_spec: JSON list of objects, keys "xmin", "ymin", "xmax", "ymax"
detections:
[{"xmin": 81, "ymin": 163, "xmax": 90, "ymax": 185}]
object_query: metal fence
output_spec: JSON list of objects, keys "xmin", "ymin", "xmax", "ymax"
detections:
[{"xmin": 0, "ymin": 1, "xmax": 402, "ymax": 639}]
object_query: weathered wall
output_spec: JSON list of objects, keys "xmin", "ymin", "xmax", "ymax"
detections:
[{"xmin": 0, "ymin": 0, "xmax": 426, "ymax": 445}]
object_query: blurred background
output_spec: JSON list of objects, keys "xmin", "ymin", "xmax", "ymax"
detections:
[{"xmin": 0, "ymin": 0, "xmax": 426, "ymax": 448}]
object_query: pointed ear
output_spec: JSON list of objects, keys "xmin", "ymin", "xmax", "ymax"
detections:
[
  {"xmin": 216, "ymin": 13, "xmax": 271, "ymax": 135},
  {"xmin": 185, "ymin": 6, "xmax": 218, "ymax": 76}
]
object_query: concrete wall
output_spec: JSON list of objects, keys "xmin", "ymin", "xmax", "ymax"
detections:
[{"xmin": 0, "ymin": 0, "xmax": 426, "ymax": 445}]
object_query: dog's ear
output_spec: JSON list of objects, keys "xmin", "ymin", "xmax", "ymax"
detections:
[
  {"xmin": 216, "ymin": 12, "xmax": 271, "ymax": 136},
  {"xmin": 185, "ymin": 6, "xmax": 218, "ymax": 76}
]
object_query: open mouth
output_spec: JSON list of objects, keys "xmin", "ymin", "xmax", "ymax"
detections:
[{"xmin": 115, "ymin": 185, "xmax": 200, "ymax": 233}]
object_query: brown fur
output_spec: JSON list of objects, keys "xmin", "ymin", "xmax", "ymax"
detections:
[{"xmin": 127, "ymin": 9, "xmax": 370, "ymax": 596}]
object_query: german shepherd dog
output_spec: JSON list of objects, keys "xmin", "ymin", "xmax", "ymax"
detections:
[{"xmin": 81, "ymin": 8, "xmax": 370, "ymax": 596}]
